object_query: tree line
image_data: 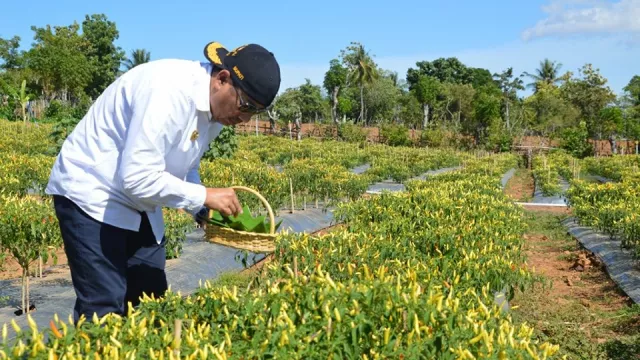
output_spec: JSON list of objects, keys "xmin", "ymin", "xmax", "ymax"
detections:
[
  {"xmin": 1, "ymin": 14, "xmax": 639, "ymax": 155},
  {"xmin": 0, "ymin": 14, "xmax": 150, "ymax": 122},
  {"xmin": 269, "ymin": 42, "xmax": 640, "ymax": 155}
]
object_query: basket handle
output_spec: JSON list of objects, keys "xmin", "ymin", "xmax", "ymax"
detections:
[{"xmin": 208, "ymin": 186, "xmax": 276, "ymax": 234}]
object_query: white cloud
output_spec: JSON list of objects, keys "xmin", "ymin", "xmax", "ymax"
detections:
[{"xmin": 522, "ymin": 0, "xmax": 640, "ymax": 41}]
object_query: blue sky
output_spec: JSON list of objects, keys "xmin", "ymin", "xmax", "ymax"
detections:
[{"xmin": 2, "ymin": 0, "xmax": 639, "ymax": 96}]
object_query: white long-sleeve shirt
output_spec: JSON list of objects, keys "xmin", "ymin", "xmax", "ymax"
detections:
[{"xmin": 46, "ymin": 59, "xmax": 222, "ymax": 243}]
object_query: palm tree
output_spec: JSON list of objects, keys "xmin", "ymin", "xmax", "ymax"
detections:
[
  {"xmin": 122, "ymin": 49, "xmax": 151, "ymax": 71},
  {"xmin": 346, "ymin": 44, "xmax": 378, "ymax": 123},
  {"xmin": 522, "ymin": 59, "xmax": 563, "ymax": 92}
]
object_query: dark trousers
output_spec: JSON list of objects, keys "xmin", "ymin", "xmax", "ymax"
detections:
[{"xmin": 53, "ymin": 195, "xmax": 168, "ymax": 324}]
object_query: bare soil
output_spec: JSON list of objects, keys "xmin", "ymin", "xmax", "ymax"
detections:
[
  {"xmin": 0, "ymin": 249, "xmax": 68, "ymax": 281},
  {"xmin": 511, "ymin": 210, "xmax": 640, "ymax": 359},
  {"xmin": 504, "ymin": 168, "xmax": 535, "ymax": 202}
]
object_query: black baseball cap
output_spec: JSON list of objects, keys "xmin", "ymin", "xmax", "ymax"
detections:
[{"xmin": 204, "ymin": 41, "xmax": 281, "ymax": 108}]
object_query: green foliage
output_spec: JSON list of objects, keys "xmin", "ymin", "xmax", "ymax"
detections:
[
  {"xmin": 493, "ymin": 68, "xmax": 524, "ymax": 101},
  {"xmin": 47, "ymin": 116, "xmax": 81, "ymax": 156},
  {"xmin": 623, "ymin": 75, "xmax": 640, "ymax": 107},
  {"xmin": 337, "ymin": 123, "xmax": 367, "ymax": 143},
  {"xmin": 297, "ymin": 79, "xmax": 325, "ymax": 121},
  {"xmin": 484, "ymin": 118, "xmax": 513, "ymax": 152},
  {"xmin": 0, "ymin": 13, "xmax": 123, "ymax": 113},
  {"xmin": 0, "ymin": 78, "xmax": 21, "ymax": 121},
  {"xmin": 379, "ymin": 123, "xmax": 411, "ymax": 147},
  {"xmin": 271, "ymin": 88, "xmax": 302, "ymax": 125},
  {"xmin": 469, "ymin": 67, "xmax": 497, "ymax": 89},
  {"xmin": 407, "ymin": 57, "xmax": 473, "ymax": 85},
  {"xmin": 560, "ymin": 121, "xmax": 593, "ymax": 158},
  {"xmin": 522, "ymin": 58, "xmax": 564, "ymax": 91},
  {"xmin": 0, "ymin": 105, "xmax": 14, "ymax": 121},
  {"xmin": 0, "ymin": 195, "xmax": 61, "ymax": 313},
  {"xmin": 1, "ymin": 24, "xmax": 636, "ymax": 153},
  {"xmin": 0, "ymin": 151, "xmax": 55, "ymax": 195},
  {"xmin": 0, "ymin": 35, "xmax": 23, "ymax": 70},
  {"xmin": 469, "ymin": 84, "xmax": 502, "ymax": 145},
  {"xmin": 567, "ymin": 165, "xmax": 640, "ymax": 258},
  {"xmin": 323, "ymin": 59, "xmax": 348, "ymax": 96},
  {"xmin": 410, "ymin": 75, "xmax": 441, "ymax": 127},
  {"xmin": 600, "ymin": 106, "xmax": 624, "ymax": 138},
  {"xmin": 340, "ymin": 42, "xmax": 379, "ymax": 124},
  {"xmin": 25, "ymin": 22, "xmax": 94, "ymax": 101},
  {"xmin": 419, "ymin": 126, "xmax": 459, "ymax": 148},
  {"xmin": 323, "ymin": 58, "xmax": 348, "ymax": 123},
  {"xmin": 44, "ymin": 100, "xmax": 72, "ymax": 119},
  {"xmin": 122, "ymin": 48, "xmax": 151, "ymax": 71},
  {"xmin": 163, "ymin": 208, "xmax": 195, "ymax": 259},
  {"xmin": 524, "ymin": 81, "xmax": 580, "ymax": 137},
  {"xmin": 3, "ymin": 159, "xmax": 565, "ymax": 359},
  {"xmin": 397, "ymin": 91, "xmax": 422, "ymax": 128},
  {"xmin": 561, "ymin": 64, "xmax": 617, "ymax": 139},
  {"xmin": 623, "ymin": 109, "xmax": 640, "ymax": 142},
  {"xmin": 337, "ymin": 91, "xmax": 355, "ymax": 119},
  {"xmin": 363, "ymin": 72, "xmax": 401, "ymax": 124},
  {"xmin": 81, "ymin": 14, "xmax": 126, "ymax": 98},
  {"xmin": 202, "ymin": 126, "xmax": 238, "ymax": 161},
  {"xmin": 208, "ymin": 205, "xmax": 282, "ymax": 234}
]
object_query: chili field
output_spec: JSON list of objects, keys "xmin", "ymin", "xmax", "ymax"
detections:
[{"xmin": 0, "ymin": 119, "xmax": 638, "ymax": 358}]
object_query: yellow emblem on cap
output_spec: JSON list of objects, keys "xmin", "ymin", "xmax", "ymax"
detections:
[
  {"xmin": 205, "ymin": 42, "xmax": 226, "ymax": 65},
  {"xmin": 227, "ymin": 44, "xmax": 247, "ymax": 57},
  {"xmin": 233, "ymin": 65, "xmax": 245, "ymax": 80},
  {"xmin": 190, "ymin": 130, "xmax": 199, "ymax": 141}
]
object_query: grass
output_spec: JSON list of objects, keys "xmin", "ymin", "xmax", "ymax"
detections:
[
  {"xmin": 512, "ymin": 210, "xmax": 640, "ymax": 360},
  {"xmin": 523, "ymin": 210, "xmax": 573, "ymax": 241}
]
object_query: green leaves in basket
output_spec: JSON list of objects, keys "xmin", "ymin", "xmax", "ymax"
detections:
[{"xmin": 208, "ymin": 205, "xmax": 283, "ymax": 234}]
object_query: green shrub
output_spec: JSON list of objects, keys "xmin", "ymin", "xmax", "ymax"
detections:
[
  {"xmin": 380, "ymin": 124, "xmax": 411, "ymax": 147},
  {"xmin": 337, "ymin": 123, "xmax": 367, "ymax": 143},
  {"xmin": 46, "ymin": 117, "xmax": 81, "ymax": 156},
  {"xmin": 163, "ymin": 208, "xmax": 196, "ymax": 259},
  {"xmin": 202, "ymin": 125, "xmax": 238, "ymax": 161},
  {"xmin": 560, "ymin": 121, "xmax": 593, "ymax": 158}
]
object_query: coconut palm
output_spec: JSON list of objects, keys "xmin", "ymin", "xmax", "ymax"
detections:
[
  {"xmin": 343, "ymin": 43, "xmax": 378, "ymax": 123},
  {"xmin": 122, "ymin": 49, "xmax": 151, "ymax": 71},
  {"xmin": 522, "ymin": 59, "xmax": 563, "ymax": 92}
]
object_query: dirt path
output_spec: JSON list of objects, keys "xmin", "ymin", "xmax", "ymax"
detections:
[
  {"xmin": 504, "ymin": 168, "xmax": 535, "ymax": 202},
  {"xmin": 503, "ymin": 168, "xmax": 639, "ymax": 358},
  {"xmin": 511, "ymin": 210, "xmax": 640, "ymax": 359}
]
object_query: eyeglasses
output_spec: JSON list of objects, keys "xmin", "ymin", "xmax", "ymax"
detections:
[{"xmin": 234, "ymin": 87, "xmax": 268, "ymax": 114}]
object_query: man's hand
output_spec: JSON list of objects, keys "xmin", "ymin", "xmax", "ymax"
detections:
[{"xmin": 204, "ymin": 188, "xmax": 242, "ymax": 217}]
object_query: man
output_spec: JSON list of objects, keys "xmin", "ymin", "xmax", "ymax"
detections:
[{"xmin": 45, "ymin": 41, "xmax": 281, "ymax": 323}]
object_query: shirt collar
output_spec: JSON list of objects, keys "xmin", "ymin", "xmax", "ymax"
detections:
[{"xmin": 194, "ymin": 62, "xmax": 212, "ymax": 116}]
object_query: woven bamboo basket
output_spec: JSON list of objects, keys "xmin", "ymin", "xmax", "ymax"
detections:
[{"xmin": 204, "ymin": 186, "xmax": 277, "ymax": 253}]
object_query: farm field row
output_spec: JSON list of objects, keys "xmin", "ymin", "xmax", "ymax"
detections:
[
  {"xmin": 1, "ymin": 119, "xmax": 638, "ymax": 358},
  {"xmin": 0, "ymin": 120, "xmax": 474, "ymax": 325},
  {"xmin": 530, "ymin": 150, "xmax": 640, "ymax": 259},
  {"xmin": 0, "ymin": 153, "xmax": 568, "ymax": 359},
  {"xmin": 0, "ymin": 119, "xmax": 468, "ymax": 209}
]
